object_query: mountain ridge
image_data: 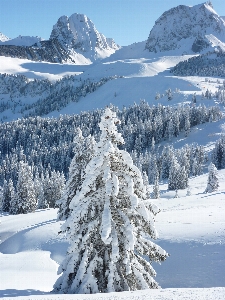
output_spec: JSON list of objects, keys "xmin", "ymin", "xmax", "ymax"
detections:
[{"xmin": 0, "ymin": 13, "xmax": 119, "ymax": 64}]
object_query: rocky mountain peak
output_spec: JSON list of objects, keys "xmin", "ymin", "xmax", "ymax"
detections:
[
  {"xmin": 145, "ymin": 2, "xmax": 225, "ymax": 53},
  {"xmin": 50, "ymin": 13, "xmax": 119, "ymax": 58},
  {"xmin": 0, "ymin": 32, "xmax": 9, "ymax": 42}
]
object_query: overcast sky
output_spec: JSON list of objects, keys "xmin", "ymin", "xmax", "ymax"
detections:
[{"xmin": 0, "ymin": 0, "xmax": 225, "ymax": 46}]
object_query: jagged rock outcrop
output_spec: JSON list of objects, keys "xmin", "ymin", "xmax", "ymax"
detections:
[
  {"xmin": 145, "ymin": 2, "xmax": 225, "ymax": 53},
  {"xmin": 50, "ymin": 13, "xmax": 119, "ymax": 60}
]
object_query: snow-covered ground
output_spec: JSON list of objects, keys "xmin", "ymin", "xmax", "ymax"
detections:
[
  {"xmin": 0, "ymin": 56, "xmax": 85, "ymax": 81},
  {"xmin": 1, "ymin": 170, "xmax": 225, "ymax": 299}
]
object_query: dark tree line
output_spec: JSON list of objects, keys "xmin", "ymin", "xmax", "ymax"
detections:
[
  {"xmin": 212, "ymin": 136, "xmax": 225, "ymax": 170},
  {"xmin": 171, "ymin": 50, "xmax": 225, "ymax": 77},
  {"xmin": 0, "ymin": 101, "xmax": 221, "ymax": 186},
  {"xmin": 0, "ymin": 100, "xmax": 223, "ymax": 213}
]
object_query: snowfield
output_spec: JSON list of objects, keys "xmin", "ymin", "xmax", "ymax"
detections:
[{"xmin": 0, "ymin": 167, "xmax": 225, "ymax": 299}]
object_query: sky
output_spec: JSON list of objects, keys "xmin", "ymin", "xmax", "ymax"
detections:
[{"xmin": 0, "ymin": 0, "xmax": 225, "ymax": 46}]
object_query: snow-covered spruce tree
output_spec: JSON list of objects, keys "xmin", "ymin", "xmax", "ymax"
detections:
[
  {"xmin": 12, "ymin": 161, "xmax": 37, "ymax": 214},
  {"xmin": 53, "ymin": 108, "xmax": 168, "ymax": 294},
  {"xmin": 152, "ymin": 174, "xmax": 160, "ymax": 199},
  {"xmin": 2, "ymin": 180, "xmax": 12, "ymax": 212},
  {"xmin": 57, "ymin": 129, "xmax": 95, "ymax": 221},
  {"xmin": 34, "ymin": 172, "xmax": 48, "ymax": 209},
  {"xmin": 2, "ymin": 179, "xmax": 15, "ymax": 213},
  {"xmin": 168, "ymin": 157, "xmax": 188, "ymax": 191},
  {"xmin": 205, "ymin": 163, "xmax": 219, "ymax": 193}
]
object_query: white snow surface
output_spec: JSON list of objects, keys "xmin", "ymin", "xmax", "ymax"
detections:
[
  {"xmin": 0, "ymin": 36, "xmax": 43, "ymax": 47},
  {"xmin": 0, "ymin": 167, "xmax": 225, "ymax": 298},
  {"xmin": 0, "ymin": 56, "xmax": 84, "ymax": 81}
]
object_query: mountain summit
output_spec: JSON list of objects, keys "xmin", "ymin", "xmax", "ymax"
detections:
[
  {"xmin": 145, "ymin": 2, "xmax": 225, "ymax": 53},
  {"xmin": 0, "ymin": 32, "xmax": 9, "ymax": 42},
  {"xmin": 50, "ymin": 13, "xmax": 119, "ymax": 61}
]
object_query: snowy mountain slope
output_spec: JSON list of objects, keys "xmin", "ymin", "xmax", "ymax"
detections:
[
  {"xmin": 145, "ymin": 2, "xmax": 225, "ymax": 54},
  {"xmin": 0, "ymin": 56, "xmax": 86, "ymax": 80},
  {"xmin": 0, "ymin": 53, "xmax": 205, "ymax": 122},
  {"xmin": 0, "ymin": 36, "xmax": 42, "ymax": 47}
]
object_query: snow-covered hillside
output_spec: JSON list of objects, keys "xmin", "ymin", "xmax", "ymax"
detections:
[
  {"xmin": 0, "ymin": 51, "xmax": 223, "ymax": 122},
  {"xmin": 1, "ymin": 168, "xmax": 225, "ymax": 298}
]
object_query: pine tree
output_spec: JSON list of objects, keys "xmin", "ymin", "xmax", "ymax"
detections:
[
  {"xmin": 2, "ymin": 180, "xmax": 11, "ymax": 212},
  {"xmin": 148, "ymin": 154, "xmax": 159, "ymax": 185},
  {"xmin": 205, "ymin": 163, "xmax": 219, "ymax": 193},
  {"xmin": 142, "ymin": 171, "xmax": 150, "ymax": 198},
  {"xmin": 152, "ymin": 174, "xmax": 160, "ymax": 199},
  {"xmin": 12, "ymin": 161, "xmax": 37, "ymax": 214},
  {"xmin": 57, "ymin": 129, "xmax": 95, "ymax": 221},
  {"xmin": 2, "ymin": 179, "xmax": 15, "ymax": 213},
  {"xmin": 34, "ymin": 173, "xmax": 48, "ymax": 209},
  {"xmin": 186, "ymin": 185, "xmax": 191, "ymax": 196},
  {"xmin": 168, "ymin": 155, "xmax": 188, "ymax": 191},
  {"xmin": 53, "ymin": 108, "xmax": 168, "ymax": 294}
]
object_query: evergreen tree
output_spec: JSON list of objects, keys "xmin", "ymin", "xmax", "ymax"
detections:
[
  {"xmin": 57, "ymin": 129, "xmax": 95, "ymax": 221},
  {"xmin": 186, "ymin": 185, "xmax": 191, "ymax": 196},
  {"xmin": 2, "ymin": 179, "xmax": 15, "ymax": 213},
  {"xmin": 152, "ymin": 174, "xmax": 160, "ymax": 199},
  {"xmin": 12, "ymin": 161, "xmax": 37, "ymax": 214},
  {"xmin": 205, "ymin": 163, "xmax": 219, "ymax": 193},
  {"xmin": 142, "ymin": 171, "xmax": 151, "ymax": 198},
  {"xmin": 148, "ymin": 154, "xmax": 159, "ymax": 185},
  {"xmin": 34, "ymin": 173, "xmax": 48, "ymax": 209},
  {"xmin": 53, "ymin": 108, "xmax": 168, "ymax": 294},
  {"xmin": 2, "ymin": 180, "xmax": 11, "ymax": 212},
  {"xmin": 168, "ymin": 157, "xmax": 188, "ymax": 191}
]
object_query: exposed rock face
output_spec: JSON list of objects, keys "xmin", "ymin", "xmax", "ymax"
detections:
[{"xmin": 145, "ymin": 2, "xmax": 225, "ymax": 53}]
